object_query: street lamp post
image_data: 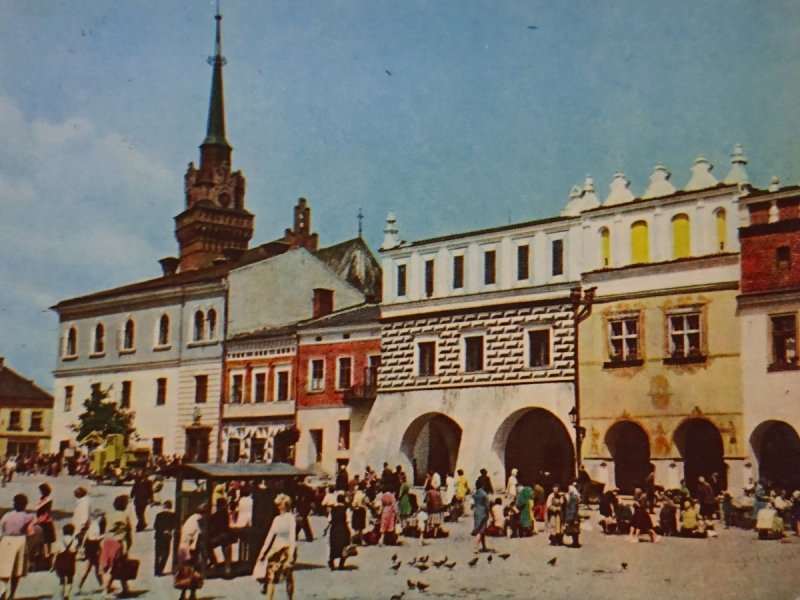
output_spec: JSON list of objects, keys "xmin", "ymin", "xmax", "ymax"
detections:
[{"xmin": 569, "ymin": 285, "xmax": 596, "ymax": 477}]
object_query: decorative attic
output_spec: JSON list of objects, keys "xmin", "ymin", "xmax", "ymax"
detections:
[
  {"xmin": 685, "ymin": 156, "xmax": 719, "ymax": 191},
  {"xmin": 382, "ymin": 211, "xmax": 402, "ymax": 250},
  {"xmin": 604, "ymin": 172, "xmax": 635, "ymax": 206},
  {"xmin": 723, "ymin": 143, "xmax": 749, "ymax": 185},
  {"xmin": 642, "ymin": 164, "xmax": 676, "ymax": 199}
]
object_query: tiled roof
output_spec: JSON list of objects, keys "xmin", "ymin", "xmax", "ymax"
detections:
[
  {"xmin": 227, "ymin": 322, "xmax": 300, "ymax": 343},
  {"xmin": 0, "ymin": 361, "xmax": 53, "ymax": 402},
  {"xmin": 299, "ymin": 303, "xmax": 380, "ymax": 331},
  {"xmin": 315, "ymin": 237, "xmax": 382, "ymax": 300}
]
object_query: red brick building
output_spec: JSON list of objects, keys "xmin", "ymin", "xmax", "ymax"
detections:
[
  {"xmin": 739, "ymin": 185, "xmax": 800, "ymax": 491},
  {"xmin": 295, "ymin": 304, "xmax": 380, "ymax": 475}
]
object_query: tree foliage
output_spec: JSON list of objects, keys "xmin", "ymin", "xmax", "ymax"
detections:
[{"xmin": 70, "ymin": 384, "xmax": 136, "ymax": 443}]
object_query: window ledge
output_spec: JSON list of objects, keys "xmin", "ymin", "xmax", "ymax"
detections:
[
  {"xmin": 526, "ymin": 364, "xmax": 552, "ymax": 371},
  {"xmin": 768, "ymin": 362, "xmax": 800, "ymax": 373},
  {"xmin": 62, "ymin": 355, "xmax": 78, "ymax": 362},
  {"xmin": 416, "ymin": 374, "xmax": 436, "ymax": 379},
  {"xmin": 307, "ymin": 388, "xmax": 325, "ymax": 394},
  {"xmin": 187, "ymin": 339, "xmax": 219, "ymax": 348},
  {"xmin": 89, "ymin": 352, "xmax": 106, "ymax": 359},
  {"xmin": 603, "ymin": 358, "xmax": 644, "ymax": 369},
  {"xmin": 463, "ymin": 369, "xmax": 489, "ymax": 374},
  {"xmin": 663, "ymin": 355, "xmax": 707, "ymax": 365},
  {"xmin": 153, "ymin": 344, "xmax": 172, "ymax": 352},
  {"xmin": 119, "ymin": 348, "xmax": 136, "ymax": 356}
]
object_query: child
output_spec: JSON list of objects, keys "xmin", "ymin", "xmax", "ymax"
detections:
[
  {"xmin": 416, "ymin": 508, "xmax": 429, "ymax": 545},
  {"xmin": 78, "ymin": 508, "xmax": 105, "ymax": 593},
  {"xmin": 54, "ymin": 523, "xmax": 78, "ymax": 599}
]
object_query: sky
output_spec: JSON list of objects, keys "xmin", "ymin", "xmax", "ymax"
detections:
[{"xmin": 0, "ymin": 0, "xmax": 799, "ymax": 387}]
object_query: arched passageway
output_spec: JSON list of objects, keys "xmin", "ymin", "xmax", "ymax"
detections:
[
  {"xmin": 674, "ymin": 418, "xmax": 726, "ymax": 494},
  {"xmin": 401, "ymin": 413, "xmax": 462, "ymax": 486},
  {"xmin": 751, "ymin": 421, "xmax": 800, "ymax": 492},
  {"xmin": 496, "ymin": 408, "xmax": 574, "ymax": 489},
  {"xmin": 605, "ymin": 421, "xmax": 650, "ymax": 495}
]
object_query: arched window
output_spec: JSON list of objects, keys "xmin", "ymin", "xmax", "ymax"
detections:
[
  {"xmin": 630, "ymin": 221, "xmax": 650, "ymax": 264},
  {"xmin": 65, "ymin": 327, "xmax": 77, "ymax": 356},
  {"xmin": 123, "ymin": 319, "xmax": 135, "ymax": 350},
  {"xmin": 600, "ymin": 227, "xmax": 611, "ymax": 267},
  {"xmin": 207, "ymin": 309, "xmax": 217, "ymax": 340},
  {"xmin": 715, "ymin": 208, "xmax": 727, "ymax": 251},
  {"xmin": 671, "ymin": 214, "xmax": 691, "ymax": 259},
  {"xmin": 193, "ymin": 311, "xmax": 205, "ymax": 342},
  {"xmin": 158, "ymin": 314, "xmax": 170, "ymax": 346},
  {"xmin": 93, "ymin": 323, "xmax": 105, "ymax": 354}
]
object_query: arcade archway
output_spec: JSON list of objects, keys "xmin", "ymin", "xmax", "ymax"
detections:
[
  {"xmin": 401, "ymin": 413, "xmax": 462, "ymax": 486},
  {"xmin": 605, "ymin": 421, "xmax": 650, "ymax": 495},
  {"xmin": 674, "ymin": 418, "xmax": 726, "ymax": 494},
  {"xmin": 495, "ymin": 408, "xmax": 574, "ymax": 489},
  {"xmin": 751, "ymin": 420, "xmax": 800, "ymax": 491}
]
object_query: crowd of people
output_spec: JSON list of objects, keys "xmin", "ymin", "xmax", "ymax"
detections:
[{"xmin": 3, "ymin": 453, "xmax": 800, "ymax": 600}]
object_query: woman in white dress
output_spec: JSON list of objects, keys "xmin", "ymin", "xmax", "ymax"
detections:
[{"xmin": 253, "ymin": 494, "xmax": 296, "ymax": 600}]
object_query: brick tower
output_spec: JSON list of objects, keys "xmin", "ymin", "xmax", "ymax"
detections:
[{"xmin": 175, "ymin": 8, "xmax": 254, "ymax": 271}]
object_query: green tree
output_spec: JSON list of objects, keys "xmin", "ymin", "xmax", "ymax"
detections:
[{"xmin": 70, "ymin": 384, "xmax": 136, "ymax": 443}]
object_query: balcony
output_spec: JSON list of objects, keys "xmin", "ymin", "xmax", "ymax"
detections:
[
  {"xmin": 343, "ymin": 367, "xmax": 378, "ymax": 405},
  {"xmin": 223, "ymin": 400, "xmax": 296, "ymax": 420}
]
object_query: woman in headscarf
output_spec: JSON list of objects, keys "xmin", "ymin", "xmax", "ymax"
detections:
[
  {"xmin": 99, "ymin": 495, "xmax": 134, "ymax": 597},
  {"xmin": 505, "ymin": 468, "xmax": 519, "ymax": 505},
  {"xmin": 564, "ymin": 484, "xmax": 582, "ymax": 548},
  {"xmin": 379, "ymin": 491, "xmax": 398, "ymax": 546},
  {"xmin": 397, "ymin": 474, "xmax": 413, "ymax": 528},
  {"xmin": 253, "ymin": 494, "xmax": 296, "ymax": 600},
  {"xmin": 546, "ymin": 486, "xmax": 565, "ymax": 546},
  {"xmin": 0, "ymin": 494, "xmax": 34, "ymax": 600},
  {"xmin": 516, "ymin": 486, "xmax": 535, "ymax": 537},
  {"xmin": 327, "ymin": 494, "xmax": 352, "ymax": 570},
  {"xmin": 471, "ymin": 486, "xmax": 490, "ymax": 552}
]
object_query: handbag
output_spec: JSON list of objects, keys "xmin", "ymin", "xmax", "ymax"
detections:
[
  {"xmin": 343, "ymin": 544, "xmax": 359, "ymax": 557},
  {"xmin": 174, "ymin": 565, "xmax": 204, "ymax": 590},
  {"xmin": 111, "ymin": 556, "xmax": 140, "ymax": 580}
]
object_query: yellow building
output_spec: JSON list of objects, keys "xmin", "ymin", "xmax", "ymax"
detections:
[
  {"xmin": 0, "ymin": 357, "xmax": 54, "ymax": 459},
  {"xmin": 579, "ymin": 253, "xmax": 744, "ymax": 494}
]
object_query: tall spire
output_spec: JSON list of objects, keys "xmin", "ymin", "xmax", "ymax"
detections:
[{"xmin": 203, "ymin": 4, "xmax": 230, "ymax": 150}]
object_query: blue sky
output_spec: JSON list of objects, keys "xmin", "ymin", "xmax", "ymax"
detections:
[{"xmin": 0, "ymin": 0, "xmax": 799, "ymax": 386}]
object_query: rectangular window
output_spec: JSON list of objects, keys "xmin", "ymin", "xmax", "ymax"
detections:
[
  {"xmin": 668, "ymin": 313, "xmax": 702, "ymax": 358},
  {"xmin": 771, "ymin": 315, "xmax": 797, "ymax": 366},
  {"xmin": 484, "ymin": 250, "xmax": 496, "ymax": 285},
  {"xmin": 276, "ymin": 371, "xmax": 289, "ymax": 401},
  {"xmin": 194, "ymin": 375, "xmax": 208, "ymax": 404},
  {"xmin": 528, "ymin": 329, "xmax": 551, "ymax": 368},
  {"xmin": 396, "ymin": 264, "xmax": 407, "ymax": 297},
  {"xmin": 29, "ymin": 411, "xmax": 43, "ymax": 432},
  {"xmin": 517, "ymin": 244, "xmax": 530, "ymax": 280},
  {"xmin": 552, "ymin": 239, "xmax": 564, "ymax": 276},
  {"xmin": 777, "ymin": 246, "xmax": 791, "ymax": 271},
  {"xmin": 337, "ymin": 357, "xmax": 352, "ymax": 390},
  {"xmin": 254, "ymin": 373, "xmax": 266, "ymax": 403},
  {"xmin": 310, "ymin": 429, "xmax": 323, "ymax": 463},
  {"xmin": 310, "ymin": 359, "xmax": 325, "ymax": 391},
  {"xmin": 64, "ymin": 386, "xmax": 73, "ymax": 413},
  {"xmin": 227, "ymin": 438, "xmax": 241, "ymax": 464},
  {"xmin": 608, "ymin": 317, "xmax": 639, "ymax": 362},
  {"xmin": 453, "ymin": 255, "xmax": 464, "ymax": 289},
  {"xmin": 417, "ymin": 341, "xmax": 436, "ymax": 377},
  {"xmin": 230, "ymin": 374, "xmax": 243, "ymax": 404},
  {"xmin": 8, "ymin": 410, "xmax": 21, "ymax": 431},
  {"xmin": 338, "ymin": 420, "xmax": 351, "ymax": 451},
  {"xmin": 152, "ymin": 438, "xmax": 163, "ymax": 456},
  {"xmin": 424, "ymin": 259, "xmax": 435, "ymax": 297},
  {"xmin": 156, "ymin": 378, "xmax": 167, "ymax": 406},
  {"xmin": 464, "ymin": 335, "xmax": 485, "ymax": 372},
  {"xmin": 121, "ymin": 380, "xmax": 132, "ymax": 409}
]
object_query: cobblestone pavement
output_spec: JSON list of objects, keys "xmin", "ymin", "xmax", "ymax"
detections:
[{"xmin": 4, "ymin": 475, "xmax": 800, "ymax": 600}]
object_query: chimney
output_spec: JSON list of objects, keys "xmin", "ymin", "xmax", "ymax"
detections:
[
  {"xmin": 313, "ymin": 288, "xmax": 334, "ymax": 318},
  {"xmin": 159, "ymin": 257, "xmax": 180, "ymax": 277}
]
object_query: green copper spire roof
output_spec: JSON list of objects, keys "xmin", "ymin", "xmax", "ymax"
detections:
[{"xmin": 203, "ymin": 8, "xmax": 230, "ymax": 148}]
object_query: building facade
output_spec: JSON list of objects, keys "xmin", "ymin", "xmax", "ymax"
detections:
[
  {"xmin": 738, "ymin": 185, "xmax": 800, "ymax": 492},
  {"xmin": 295, "ymin": 304, "xmax": 381, "ymax": 476},
  {"xmin": 0, "ymin": 358, "xmax": 54, "ymax": 459}
]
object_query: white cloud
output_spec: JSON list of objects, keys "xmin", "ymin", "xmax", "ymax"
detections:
[{"xmin": 0, "ymin": 91, "xmax": 178, "ymax": 387}]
